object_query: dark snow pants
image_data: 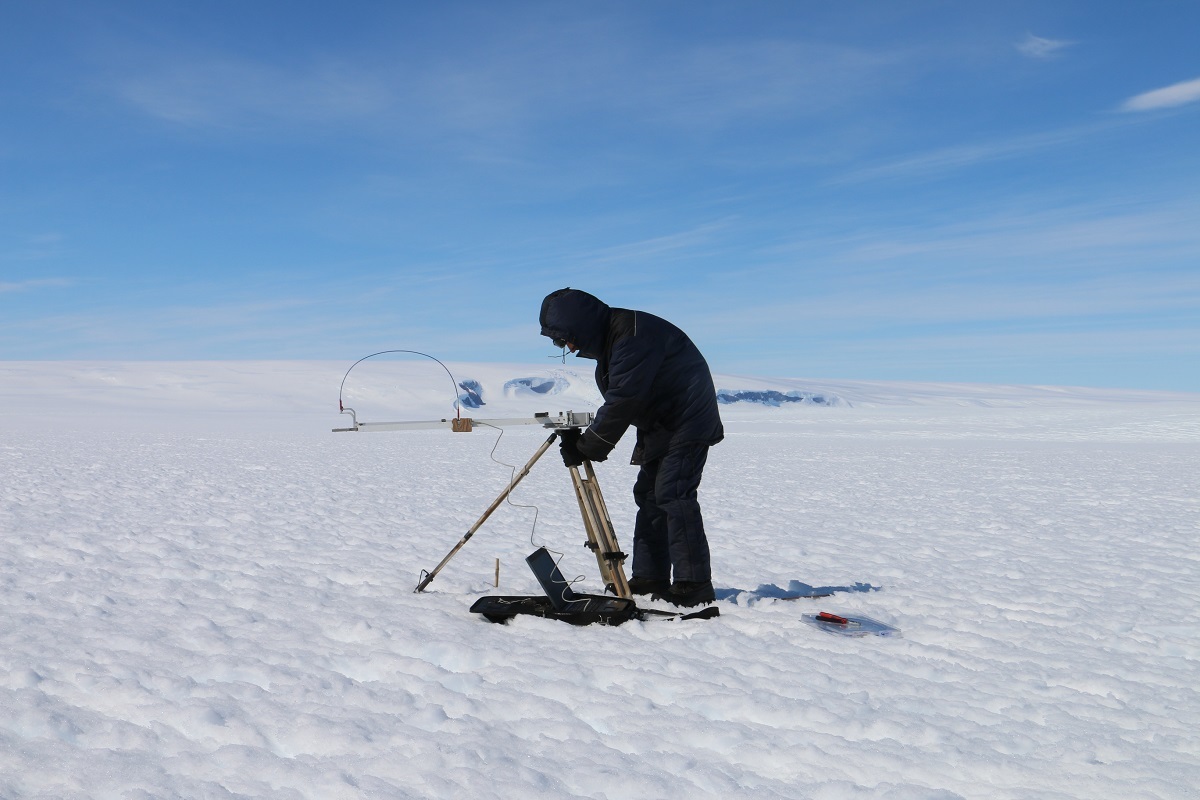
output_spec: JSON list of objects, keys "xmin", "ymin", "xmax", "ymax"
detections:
[{"xmin": 631, "ymin": 442, "xmax": 712, "ymax": 583}]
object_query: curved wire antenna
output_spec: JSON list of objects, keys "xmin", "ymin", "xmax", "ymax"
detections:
[{"xmin": 338, "ymin": 349, "xmax": 462, "ymax": 418}]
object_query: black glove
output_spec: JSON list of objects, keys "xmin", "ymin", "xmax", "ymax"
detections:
[
  {"xmin": 576, "ymin": 434, "xmax": 610, "ymax": 463},
  {"xmin": 558, "ymin": 428, "xmax": 585, "ymax": 468}
]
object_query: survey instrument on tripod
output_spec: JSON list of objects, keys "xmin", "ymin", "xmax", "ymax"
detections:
[{"xmin": 333, "ymin": 400, "xmax": 630, "ymax": 598}]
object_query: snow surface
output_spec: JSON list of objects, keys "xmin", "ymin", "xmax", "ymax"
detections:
[{"xmin": 2, "ymin": 360, "xmax": 1199, "ymax": 799}]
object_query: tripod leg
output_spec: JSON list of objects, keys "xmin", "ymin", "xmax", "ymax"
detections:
[
  {"xmin": 581, "ymin": 461, "xmax": 631, "ymax": 598},
  {"xmin": 569, "ymin": 462, "xmax": 632, "ymax": 598},
  {"xmin": 415, "ymin": 432, "xmax": 557, "ymax": 593}
]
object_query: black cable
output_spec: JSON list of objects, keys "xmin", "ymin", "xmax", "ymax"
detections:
[
  {"xmin": 475, "ymin": 420, "xmax": 545, "ymax": 548},
  {"xmin": 476, "ymin": 421, "xmax": 582, "ymax": 594}
]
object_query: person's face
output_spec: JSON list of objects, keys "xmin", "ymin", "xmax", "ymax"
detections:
[{"xmin": 551, "ymin": 337, "xmax": 577, "ymax": 353}]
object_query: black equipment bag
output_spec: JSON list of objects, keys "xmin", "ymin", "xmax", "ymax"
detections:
[{"xmin": 470, "ymin": 595, "xmax": 718, "ymax": 626}]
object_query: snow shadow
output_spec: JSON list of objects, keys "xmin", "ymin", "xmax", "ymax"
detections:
[{"xmin": 716, "ymin": 580, "xmax": 881, "ymax": 602}]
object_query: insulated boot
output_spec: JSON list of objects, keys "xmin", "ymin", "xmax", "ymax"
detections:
[
  {"xmin": 627, "ymin": 576, "xmax": 671, "ymax": 596},
  {"xmin": 653, "ymin": 580, "xmax": 715, "ymax": 608}
]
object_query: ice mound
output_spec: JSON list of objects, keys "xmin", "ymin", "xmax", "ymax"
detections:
[
  {"xmin": 504, "ymin": 376, "xmax": 567, "ymax": 397},
  {"xmin": 457, "ymin": 379, "xmax": 486, "ymax": 409}
]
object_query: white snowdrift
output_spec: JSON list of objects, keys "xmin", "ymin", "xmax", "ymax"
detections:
[{"xmin": 1, "ymin": 361, "xmax": 1198, "ymax": 799}]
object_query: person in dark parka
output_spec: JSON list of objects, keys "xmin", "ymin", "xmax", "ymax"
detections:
[{"xmin": 539, "ymin": 288, "xmax": 723, "ymax": 607}]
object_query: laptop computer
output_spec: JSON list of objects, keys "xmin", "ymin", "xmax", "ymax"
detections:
[{"xmin": 525, "ymin": 546, "xmax": 629, "ymax": 615}]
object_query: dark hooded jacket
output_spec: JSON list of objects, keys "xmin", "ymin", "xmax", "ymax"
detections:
[{"xmin": 539, "ymin": 288, "xmax": 724, "ymax": 464}]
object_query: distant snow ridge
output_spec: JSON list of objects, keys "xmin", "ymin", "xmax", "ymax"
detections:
[
  {"xmin": 504, "ymin": 376, "xmax": 567, "ymax": 397},
  {"xmin": 717, "ymin": 389, "xmax": 845, "ymax": 407},
  {"xmin": 458, "ymin": 375, "xmax": 844, "ymax": 412}
]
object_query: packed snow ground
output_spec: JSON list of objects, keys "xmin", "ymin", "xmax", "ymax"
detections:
[{"xmin": 2, "ymin": 361, "xmax": 1198, "ymax": 799}]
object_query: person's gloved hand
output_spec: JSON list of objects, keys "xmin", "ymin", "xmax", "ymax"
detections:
[
  {"xmin": 577, "ymin": 434, "xmax": 611, "ymax": 463},
  {"xmin": 558, "ymin": 428, "xmax": 585, "ymax": 468}
]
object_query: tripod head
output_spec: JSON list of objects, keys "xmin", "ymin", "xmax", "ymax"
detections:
[{"xmin": 536, "ymin": 411, "xmax": 595, "ymax": 431}]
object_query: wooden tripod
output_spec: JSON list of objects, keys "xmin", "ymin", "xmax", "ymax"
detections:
[{"xmin": 414, "ymin": 431, "xmax": 631, "ymax": 598}]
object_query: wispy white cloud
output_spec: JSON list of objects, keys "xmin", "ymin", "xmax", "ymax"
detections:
[
  {"xmin": 828, "ymin": 121, "xmax": 1117, "ymax": 185},
  {"xmin": 1016, "ymin": 33, "xmax": 1074, "ymax": 59},
  {"xmin": 1, "ymin": 233, "xmax": 68, "ymax": 264},
  {"xmin": 382, "ymin": 36, "xmax": 909, "ymax": 150},
  {"xmin": 634, "ymin": 40, "xmax": 907, "ymax": 129},
  {"xmin": 0, "ymin": 278, "xmax": 73, "ymax": 294},
  {"xmin": 698, "ymin": 270, "xmax": 1200, "ymax": 337},
  {"xmin": 104, "ymin": 22, "xmax": 911, "ymax": 145},
  {"xmin": 729, "ymin": 322, "xmax": 1200, "ymax": 388},
  {"xmin": 1120, "ymin": 76, "xmax": 1200, "ymax": 112},
  {"xmin": 685, "ymin": 194, "xmax": 1200, "ymax": 348},
  {"xmin": 833, "ymin": 201, "xmax": 1200, "ymax": 267},
  {"xmin": 575, "ymin": 221, "xmax": 734, "ymax": 267},
  {"xmin": 114, "ymin": 55, "xmax": 393, "ymax": 129}
]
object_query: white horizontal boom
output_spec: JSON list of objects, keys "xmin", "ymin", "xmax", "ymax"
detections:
[{"xmin": 333, "ymin": 410, "xmax": 594, "ymax": 433}]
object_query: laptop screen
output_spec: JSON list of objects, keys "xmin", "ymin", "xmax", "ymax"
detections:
[{"xmin": 525, "ymin": 547, "xmax": 581, "ymax": 606}]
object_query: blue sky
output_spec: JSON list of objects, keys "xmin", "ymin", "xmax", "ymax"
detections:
[{"xmin": 3, "ymin": 2, "xmax": 1198, "ymax": 391}]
